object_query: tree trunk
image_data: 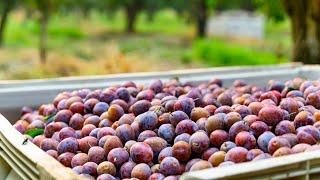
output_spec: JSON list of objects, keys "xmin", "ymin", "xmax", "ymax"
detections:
[
  {"xmin": 309, "ymin": 0, "xmax": 320, "ymax": 64},
  {"xmin": 146, "ymin": 10, "xmax": 155, "ymax": 22},
  {"xmin": 39, "ymin": 13, "xmax": 49, "ymax": 64},
  {"xmin": 282, "ymin": 0, "xmax": 310, "ymax": 63},
  {"xmin": 0, "ymin": 0, "xmax": 12, "ymax": 47},
  {"xmin": 125, "ymin": 7, "xmax": 137, "ymax": 33},
  {"xmin": 196, "ymin": 0, "xmax": 207, "ymax": 38}
]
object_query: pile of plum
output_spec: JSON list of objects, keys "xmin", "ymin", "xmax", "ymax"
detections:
[{"xmin": 13, "ymin": 77, "xmax": 320, "ymax": 180}]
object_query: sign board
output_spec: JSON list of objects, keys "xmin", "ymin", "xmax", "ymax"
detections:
[{"xmin": 207, "ymin": 10, "xmax": 265, "ymax": 40}]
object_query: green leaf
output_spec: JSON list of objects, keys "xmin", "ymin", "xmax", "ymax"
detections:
[
  {"xmin": 44, "ymin": 113, "xmax": 56, "ymax": 122},
  {"xmin": 25, "ymin": 128, "xmax": 44, "ymax": 138}
]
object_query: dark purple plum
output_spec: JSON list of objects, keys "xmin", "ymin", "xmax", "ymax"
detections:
[
  {"xmin": 169, "ymin": 111, "xmax": 188, "ymax": 127},
  {"xmin": 136, "ymin": 111, "xmax": 158, "ymax": 131},
  {"xmin": 138, "ymin": 130, "xmax": 157, "ymax": 142},
  {"xmin": 174, "ymin": 133, "xmax": 191, "ymax": 144},
  {"xmin": 57, "ymin": 137, "xmax": 78, "ymax": 154},
  {"xmin": 158, "ymin": 124, "xmax": 175, "ymax": 143},
  {"xmin": 130, "ymin": 142, "xmax": 153, "ymax": 163},
  {"xmin": 116, "ymin": 124, "xmax": 135, "ymax": 143},
  {"xmin": 173, "ymin": 98, "xmax": 195, "ymax": 116},
  {"xmin": 82, "ymin": 162, "xmax": 98, "ymax": 176},
  {"xmin": 93, "ymin": 102, "xmax": 109, "ymax": 116},
  {"xmin": 120, "ymin": 161, "xmax": 136, "ymax": 178},
  {"xmin": 158, "ymin": 147, "xmax": 173, "ymax": 163},
  {"xmin": 160, "ymin": 157, "xmax": 180, "ymax": 176},
  {"xmin": 107, "ymin": 147, "xmax": 129, "ymax": 166},
  {"xmin": 175, "ymin": 119, "xmax": 198, "ymax": 135},
  {"xmin": 257, "ymin": 131, "xmax": 276, "ymax": 153}
]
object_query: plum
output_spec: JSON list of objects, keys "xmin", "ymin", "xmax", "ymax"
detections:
[
  {"xmin": 250, "ymin": 121, "xmax": 269, "ymax": 137},
  {"xmin": 172, "ymin": 141, "xmax": 191, "ymax": 162},
  {"xmin": 235, "ymin": 131, "xmax": 256, "ymax": 150},
  {"xmin": 131, "ymin": 163, "xmax": 152, "ymax": 180},
  {"xmin": 103, "ymin": 135, "xmax": 123, "ymax": 155},
  {"xmin": 57, "ymin": 152, "xmax": 75, "ymax": 167},
  {"xmin": 120, "ymin": 161, "xmax": 136, "ymax": 178},
  {"xmin": 258, "ymin": 106, "xmax": 284, "ymax": 127},
  {"xmin": 144, "ymin": 137, "xmax": 168, "ymax": 157},
  {"xmin": 275, "ymin": 120, "xmax": 296, "ymax": 135},
  {"xmin": 225, "ymin": 147, "xmax": 248, "ymax": 163},
  {"xmin": 268, "ymin": 136, "xmax": 291, "ymax": 154},
  {"xmin": 169, "ymin": 111, "xmax": 188, "ymax": 127},
  {"xmin": 138, "ymin": 130, "xmax": 157, "ymax": 142},
  {"xmin": 189, "ymin": 131, "xmax": 210, "ymax": 154},
  {"xmin": 205, "ymin": 113, "xmax": 226, "ymax": 134},
  {"xmin": 130, "ymin": 142, "xmax": 153, "ymax": 163},
  {"xmin": 57, "ymin": 137, "xmax": 78, "ymax": 154},
  {"xmin": 158, "ymin": 124, "xmax": 175, "ymax": 143},
  {"xmin": 107, "ymin": 148, "xmax": 129, "ymax": 166},
  {"xmin": 208, "ymin": 151, "xmax": 226, "ymax": 167},
  {"xmin": 160, "ymin": 157, "xmax": 180, "ymax": 176},
  {"xmin": 71, "ymin": 153, "xmax": 89, "ymax": 168},
  {"xmin": 78, "ymin": 136, "xmax": 98, "ymax": 153},
  {"xmin": 189, "ymin": 160, "xmax": 212, "ymax": 171},
  {"xmin": 88, "ymin": 146, "xmax": 106, "ymax": 164},
  {"xmin": 158, "ymin": 147, "xmax": 173, "ymax": 163},
  {"xmin": 202, "ymin": 147, "xmax": 219, "ymax": 161},
  {"xmin": 209, "ymin": 130, "xmax": 229, "ymax": 148},
  {"xmin": 175, "ymin": 119, "xmax": 198, "ymax": 135}
]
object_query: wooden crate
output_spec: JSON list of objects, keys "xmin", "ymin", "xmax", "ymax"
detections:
[{"xmin": 1, "ymin": 63, "xmax": 320, "ymax": 180}]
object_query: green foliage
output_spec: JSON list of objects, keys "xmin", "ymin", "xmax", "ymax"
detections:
[
  {"xmin": 255, "ymin": 0, "xmax": 285, "ymax": 22},
  {"xmin": 192, "ymin": 39, "xmax": 287, "ymax": 66},
  {"xmin": 215, "ymin": 0, "xmax": 259, "ymax": 11},
  {"xmin": 25, "ymin": 128, "xmax": 44, "ymax": 138}
]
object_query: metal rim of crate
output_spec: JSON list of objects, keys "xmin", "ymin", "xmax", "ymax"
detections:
[
  {"xmin": 0, "ymin": 63, "xmax": 301, "ymax": 87},
  {"xmin": 0, "ymin": 64, "xmax": 306, "ymax": 123}
]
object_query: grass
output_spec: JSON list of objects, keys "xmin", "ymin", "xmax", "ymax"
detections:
[
  {"xmin": 0, "ymin": 9, "xmax": 292, "ymax": 80},
  {"xmin": 192, "ymin": 38, "xmax": 288, "ymax": 66}
]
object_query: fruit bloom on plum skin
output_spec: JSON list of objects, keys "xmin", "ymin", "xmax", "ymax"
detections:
[{"xmin": 15, "ymin": 77, "xmax": 320, "ymax": 179}]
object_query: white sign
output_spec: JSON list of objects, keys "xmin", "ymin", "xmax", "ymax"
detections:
[{"xmin": 207, "ymin": 10, "xmax": 265, "ymax": 40}]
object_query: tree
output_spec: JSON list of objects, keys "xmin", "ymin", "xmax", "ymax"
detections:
[
  {"xmin": 256, "ymin": 0, "xmax": 285, "ymax": 22},
  {"xmin": 171, "ymin": 0, "xmax": 216, "ymax": 38},
  {"xmin": 36, "ymin": 0, "xmax": 51, "ymax": 64},
  {"xmin": 308, "ymin": 0, "xmax": 320, "ymax": 63},
  {"xmin": 282, "ymin": 0, "xmax": 310, "ymax": 63},
  {"xmin": 215, "ymin": 0, "xmax": 258, "ymax": 12},
  {"xmin": 0, "ymin": 0, "xmax": 16, "ymax": 46},
  {"xmin": 106, "ymin": 0, "xmax": 146, "ymax": 33},
  {"xmin": 194, "ymin": 0, "xmax": 208, "ymax": 37},
  {"xmin": 24, "ymin": 0, "xmax": 63, "ymax": 63}
]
